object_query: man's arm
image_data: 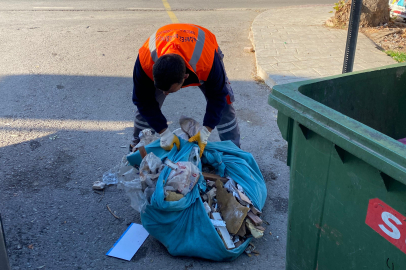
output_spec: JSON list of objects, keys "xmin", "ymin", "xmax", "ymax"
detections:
[
  {"xmin": 202, "ymin": 51, "xmax": 228, "ymax": 130},
  {"xmin": 132, "ymin": 56, "xmax": 168, "ymax": 133}
]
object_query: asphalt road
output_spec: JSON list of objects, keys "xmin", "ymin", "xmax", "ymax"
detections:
[
  {"xmin": 0, "ymin": 0, "xmax": 334, "ymax": 269},
  {"xmin": 1, "ymin": 0, "xmax": 333, "ymax": 10}
]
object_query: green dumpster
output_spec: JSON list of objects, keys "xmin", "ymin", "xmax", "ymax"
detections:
[{"xmin": 268, "ymin": 63, "xmax": 406, "ymax": 270}]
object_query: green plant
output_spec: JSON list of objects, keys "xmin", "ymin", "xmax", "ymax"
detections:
[
  {"xmin": 333, "ymin": 0, "xmax": 346, "ymax": 11},
  {"xmin": 386, "ymin": 50, "xmax": 406, "ymax": 62}
]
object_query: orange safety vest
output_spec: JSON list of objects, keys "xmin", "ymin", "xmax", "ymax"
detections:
[{"xmin": 139, "ymin": 24, "xmax": 219, "ymax": 86}]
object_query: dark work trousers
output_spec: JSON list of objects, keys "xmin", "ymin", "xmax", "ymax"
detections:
[{"xmin": 132, "ymin": 49, "xmax": 240, "ymax": 147}]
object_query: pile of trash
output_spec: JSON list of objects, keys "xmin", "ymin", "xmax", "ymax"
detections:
[
  {"xmin": 200, "ymin": 172, "xmax": 265, "ymax": 249},
  {"xmin": 95, "ymin": 149, "xmax": 201, "ymax": 213},
  {"xmin": 97, "ymin": 117, "xmax": 267, "ymax": 261}
]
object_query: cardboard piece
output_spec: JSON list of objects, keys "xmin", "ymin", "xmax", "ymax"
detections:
[
  {"xmin": 250, "ymin": 206, "xmax": 262, "ymax": 216},
  {"xmin": 216, "ymin": 180, "xmax": 249, "ymax": 234},
  {"xmin": 246, "ymin": 220, "xmax": 264, "ymax": 239},
  {"xmin": 207, "ymin": 180, "xmax": 216, "ymax": 187},
  {"xmin": 237, "ymin": 190, "xmax": 252, "ymax": 205},
  {"xmin": 256, "ymin": 226, "xmax": 266, "ymax": 231},
  {"xmin": 202, "ymin": 173, "xmax": 228, "ymax": 183},
  {"xmin": 92, "ymin": 181, "xmax": 105, "ymax": 190},
  {"xmin": 165, "ymin": 191, "xmax": 184, "ymax": 201},
  {"xmin": 106, "ymin": 223, "xmax": 149, "ymax": 261},
  {"xmin": 138, "ymin": 146, "xmax": 147, "ymax": 159},
  {"xmin": 236, "ymin": 220, "xmax": 247, "ymax": 237},
  {"xmin": 234, "ymin": 240, "xmax": 243, "ymax": 248},
  {"xmin": 247, "ymin": 212, "xmax": 263, "ymax": 226}
]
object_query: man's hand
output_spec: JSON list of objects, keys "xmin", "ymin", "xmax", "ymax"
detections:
[
  {"xmin": 188, "ymin": 126, "xmax": 211, "ymax": 157},
  {"xmin": 159, "ymin": 129, "xmax": 180, "ymax": 151}
]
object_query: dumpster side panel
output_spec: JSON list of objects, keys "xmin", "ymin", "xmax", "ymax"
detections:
[
  {"xmin": 286, "ymin": 120, "xmax": 333, "ymax": 270},
  {"xmin": 316, "ymin": 148, "xmax": 406, "ymax": 269},
  {"xmin": 316, "ymin": 151, "xmax": 386, "ymax": 270},
  {"xmin": 286, "ymin": 121, "xmax": 406, "ymax": 270}
]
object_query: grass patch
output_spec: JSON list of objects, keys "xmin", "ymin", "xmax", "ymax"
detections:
[{"xmin": 386, "ymin": 50, "xmax": 406, "ymax": 63}]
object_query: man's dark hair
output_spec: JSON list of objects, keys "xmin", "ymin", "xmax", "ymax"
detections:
[{"xmin": 153, "ymin": 54, "xmax": 186, "ymax": 91}]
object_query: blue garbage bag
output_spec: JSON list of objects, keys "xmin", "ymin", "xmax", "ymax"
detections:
[{"xmin": 126, "ymin": 139, "xmax": 267, "ymax": 261}]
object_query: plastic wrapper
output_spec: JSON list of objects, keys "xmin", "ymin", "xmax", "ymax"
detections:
[
  {"xmin": 173, "ymin": 128, "xmax": 189, "ymax": 140},
  {"xmin": 140, "ymin": 152, "xmax": 163, "ymax": 174},
  {"xmin": 135, "ymin": 129, "xmax": 159, "ymax": 149},
  {"xmin": 165, "ymin": 162, "xmax": 200, "ymax": 196},
  {"xmin": 144, "ymin": 187, "xmax": 156, "ymax": 203},
  {"xmin": 102, "ymin": 155, "xmax": 129, "ymax": 185},
  {"xmin": 180, "ymin": 115, "xmax": 202, "ymax": 138},
  {"xmin": 139, "ymin": 152, "xmax": 164, "ymax": 203},
  {"xmin": 140, "ymin": 152, "xmax": 164, "ymax": 189},
  {"xmin": 117, "ymin": 167, "xmax": 147, "ymax": 213},
  {"xmin": 188, "ymin": 146, "xmax": 200, "ymax": 167},
  {"xmin": 237, "ymin": 184, "xmax": 244, "ymax": 193},
  {"xmin": 224, "ymin": 178, "xmax": 241, "ymax": 200},
  {"xmin": 116, "ymin": 152, "xmax": 163, "ymax": 213}
]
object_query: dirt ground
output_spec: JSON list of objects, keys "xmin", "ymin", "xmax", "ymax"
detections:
[{"xmin": 361, "ymin": 20, "xmax": 406, "ymax": 53}]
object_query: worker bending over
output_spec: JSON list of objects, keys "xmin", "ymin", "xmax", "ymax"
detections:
[{"xmin": 132, "ymin": 23, "xmax": 240, "ymax": 156}]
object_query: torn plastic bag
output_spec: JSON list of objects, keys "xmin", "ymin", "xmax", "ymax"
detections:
[
  {"xmin": 126, "ymin": 139, "xmax": 267, "ymax": 261},
  {"xmin": 188, "ymin": 146, "xmax": 200, "ymax": 167},
  {"xmin": 139, "ymin": 153, "xmax": 163, "ymax": 203},
  {"xmin": 117, "ymin": 167, "xmax": 147, "ymax": 213},
  {"xmin": 102, "ymin": 155, "xmax": 129, "ymax": 185},
  {"xmin": 118, "ymin": 153, "xmax": 163, "ymax": 213},
  {"xmin": 139, "ymin": 152, "xmax": 164, "ymax": 189}
]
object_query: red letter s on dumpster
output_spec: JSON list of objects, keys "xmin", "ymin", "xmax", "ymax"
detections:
[{"xmin": 366, "ymin": 198, "xmax": 406, "ymax": 254}]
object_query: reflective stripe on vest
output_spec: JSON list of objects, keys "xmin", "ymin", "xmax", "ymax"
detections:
[
  {"xmin": 149, "ymin": 30, "xmax": 158, "ymax": 62},
  {"xmin": 189, "ymin": 27, "xmax": 205, "ymax": 72}
]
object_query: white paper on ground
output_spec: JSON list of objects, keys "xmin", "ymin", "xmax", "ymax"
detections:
[{"xmin": 106, "ymin": 223, "xmax": 149, "ymax": 261}]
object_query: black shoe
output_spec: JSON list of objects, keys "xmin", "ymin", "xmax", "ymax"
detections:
[{"xmin": 129, "ymin": 138, "xmax": 141, "ymax": 153}]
